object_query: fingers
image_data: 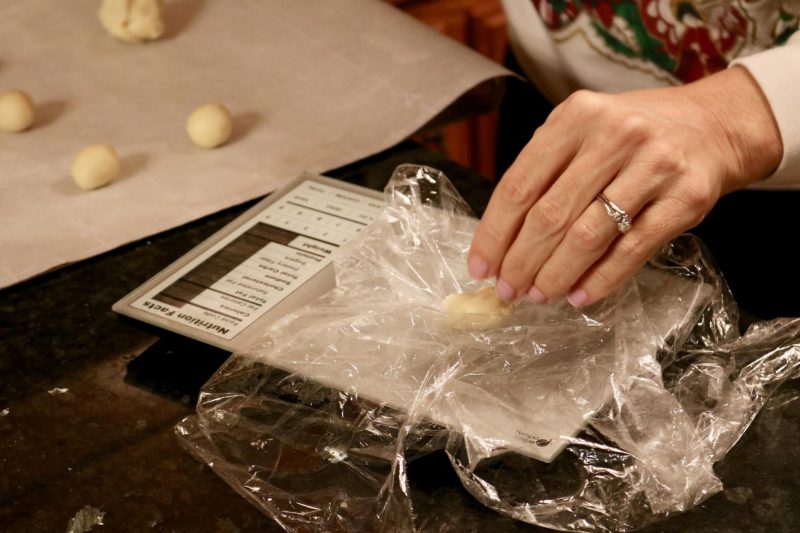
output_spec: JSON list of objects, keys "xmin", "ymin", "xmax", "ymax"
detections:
[
  {"xmin": 467, "ymin": 110, "xmax": 580, "ymax": 280},
  {"xmin": 493, "ymin": 145, "xmax": 639, "ymax": 300},
  {"xmin": 523, "ymin": 166, "xmax": 661, "ymax": 303},
  {"xmin": 566, "ymin": 200, "xmax": 694, "ymax": 307}
]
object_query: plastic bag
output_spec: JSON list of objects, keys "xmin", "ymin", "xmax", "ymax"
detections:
[{"xmin": 176, "ymin": 165, "xmax": 800, "ymax": 532}]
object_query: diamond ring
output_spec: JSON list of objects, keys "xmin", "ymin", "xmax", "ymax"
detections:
[{"xmin": 596, "ymin": 193, "xmax": 632, "ymax": 234}]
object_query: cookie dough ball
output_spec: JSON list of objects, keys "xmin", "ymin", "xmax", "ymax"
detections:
[
  {"xmin": 99, "ymin": 0, "xmax": 165, "ymax": 44},
  {"xmin": 0, "ymin": 90, "xmax": 35, "ymax": 133},
  {"xmin": 71, "ymin": 144, "xmax": 120, "ymax": 191},
  {"xmin": 443, "ymin": 286, "xmax": 515, "ymax": 330},
  {"xmin": 186, "ymin": 103, "xmax": 233, "ymax": 148}
]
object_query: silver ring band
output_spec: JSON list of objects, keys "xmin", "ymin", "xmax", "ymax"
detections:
[{"xmin": 596, "ymin": 193, "xmax": 632, "ymax": 234}]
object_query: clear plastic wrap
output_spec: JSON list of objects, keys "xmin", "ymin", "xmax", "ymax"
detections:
[{"xmin": 175, "ymin": 165, "xmax": 800, "ymax": 532}]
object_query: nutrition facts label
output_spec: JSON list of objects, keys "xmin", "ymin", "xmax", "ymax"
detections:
[{"xmin": 130, "ymin": 179, "xmax": 384, "ymax": 340}]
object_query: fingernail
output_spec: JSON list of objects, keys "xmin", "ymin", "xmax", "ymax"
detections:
[
  {"xmin": 468, "ymin": 255, "xmax": 488, "ymax": 279},
  {"xmin": 496, "ymin": 279, "xmax": 516, "ymax": 301},
  {"xmin": 568, "ymin": 289, "xmax": 588, "ymax": 308},
  {"xmin": 528, "ymin": 286, "xmax": 547, "ymax": 304}
]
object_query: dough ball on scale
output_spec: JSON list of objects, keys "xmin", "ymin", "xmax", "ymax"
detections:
[{"xmin": 442, "ymin": 286, "xmax": 516, "ymax": 330}]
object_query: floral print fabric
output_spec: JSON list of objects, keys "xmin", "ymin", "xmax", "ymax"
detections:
[{"xmin": 531, "ymin": 0, "xmax": 799, "ymax": 82}]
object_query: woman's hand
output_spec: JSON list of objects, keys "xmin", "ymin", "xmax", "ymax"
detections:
[{"xmin": 468, "ymin": 66, "xmax": 782, "ymax": 307}]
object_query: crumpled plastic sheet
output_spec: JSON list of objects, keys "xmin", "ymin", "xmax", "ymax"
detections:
[{"xmin": 175, "ymin": 164, "xmax": 800, "ymax": 532}]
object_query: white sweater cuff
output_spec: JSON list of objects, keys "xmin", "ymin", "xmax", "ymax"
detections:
[{"xmin": 732, "ymin": 37, "xmax": 800, "ymax": 189}]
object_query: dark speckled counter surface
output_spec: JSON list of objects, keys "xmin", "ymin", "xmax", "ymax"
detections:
[{"xmin": 1, "ymin": 142, "xmax": 799, "ymax": 532}]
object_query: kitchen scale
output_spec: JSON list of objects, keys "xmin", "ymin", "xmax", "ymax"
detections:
[{"xmin": 116, "ymin": 172, "xmax": 712, "ymax": 463}]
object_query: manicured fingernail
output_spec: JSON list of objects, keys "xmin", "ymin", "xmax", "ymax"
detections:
[
  {"xmin": 568, "ymin": 289, "xmax": 588, "ymax": 308},
  {"xmin": 496, "ymin": 279, "xmax": 516, "ymax": 301},
  {"xmin": 468, "ymin": 255, "xmax": 488, "ymax": 279},
  {"xmin": 528, "ymin": 286, "xmax": 547, "ymax": 304}
]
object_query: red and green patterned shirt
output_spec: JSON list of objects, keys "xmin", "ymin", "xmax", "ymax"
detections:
[{"xmin": 528, "ymin": 0, "xmax": 798, "ymax": 82}]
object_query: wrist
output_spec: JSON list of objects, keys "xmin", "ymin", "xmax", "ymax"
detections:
[{"xmin": 682, "ymin": 66, "xmax": 783, "ymax": 193}]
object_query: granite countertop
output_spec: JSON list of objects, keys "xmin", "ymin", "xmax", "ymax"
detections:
[{"xmin": 1, "ymin": 142, "xmax": 799, "ymax": 532}]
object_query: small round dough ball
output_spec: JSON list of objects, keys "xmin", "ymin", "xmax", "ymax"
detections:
[
  {"xmin": 71, "ymin": 144, "xmax": 120, "ymax": 191},
  {"xmin": 186, "ymin": 103, "xmax": 234, "ymax": 148},
  {"xmin": 98, "ymin": 0, "xmax": 165, "ymax": 44},
  {"xmin": 0, "ymin": 90, "xmax": 35, "ymax": 133}
]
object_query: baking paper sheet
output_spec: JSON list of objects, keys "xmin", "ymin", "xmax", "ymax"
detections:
[{"xmin": 0, "ymin": 0, "xmax": 509, "ymax": 289}]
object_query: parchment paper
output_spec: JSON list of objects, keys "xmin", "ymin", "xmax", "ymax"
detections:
[{"xmin": 0, "ymin": 0, "xmax": 509, "ymax": 289}]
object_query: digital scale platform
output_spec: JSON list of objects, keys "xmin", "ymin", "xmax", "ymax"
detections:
[{"xmin": 116, "ymin": 172, "xmax": 711, "ymax": 464}]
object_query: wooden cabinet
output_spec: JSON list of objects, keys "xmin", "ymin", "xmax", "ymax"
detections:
[{"xmin": 389, "ymin": 0, "xmax": 508, "ymax": 180}]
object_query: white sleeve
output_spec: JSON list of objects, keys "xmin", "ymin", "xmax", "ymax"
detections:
[{"xmin": 732, "ymin": 33, "xmax": 800, "ymax": 189}]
